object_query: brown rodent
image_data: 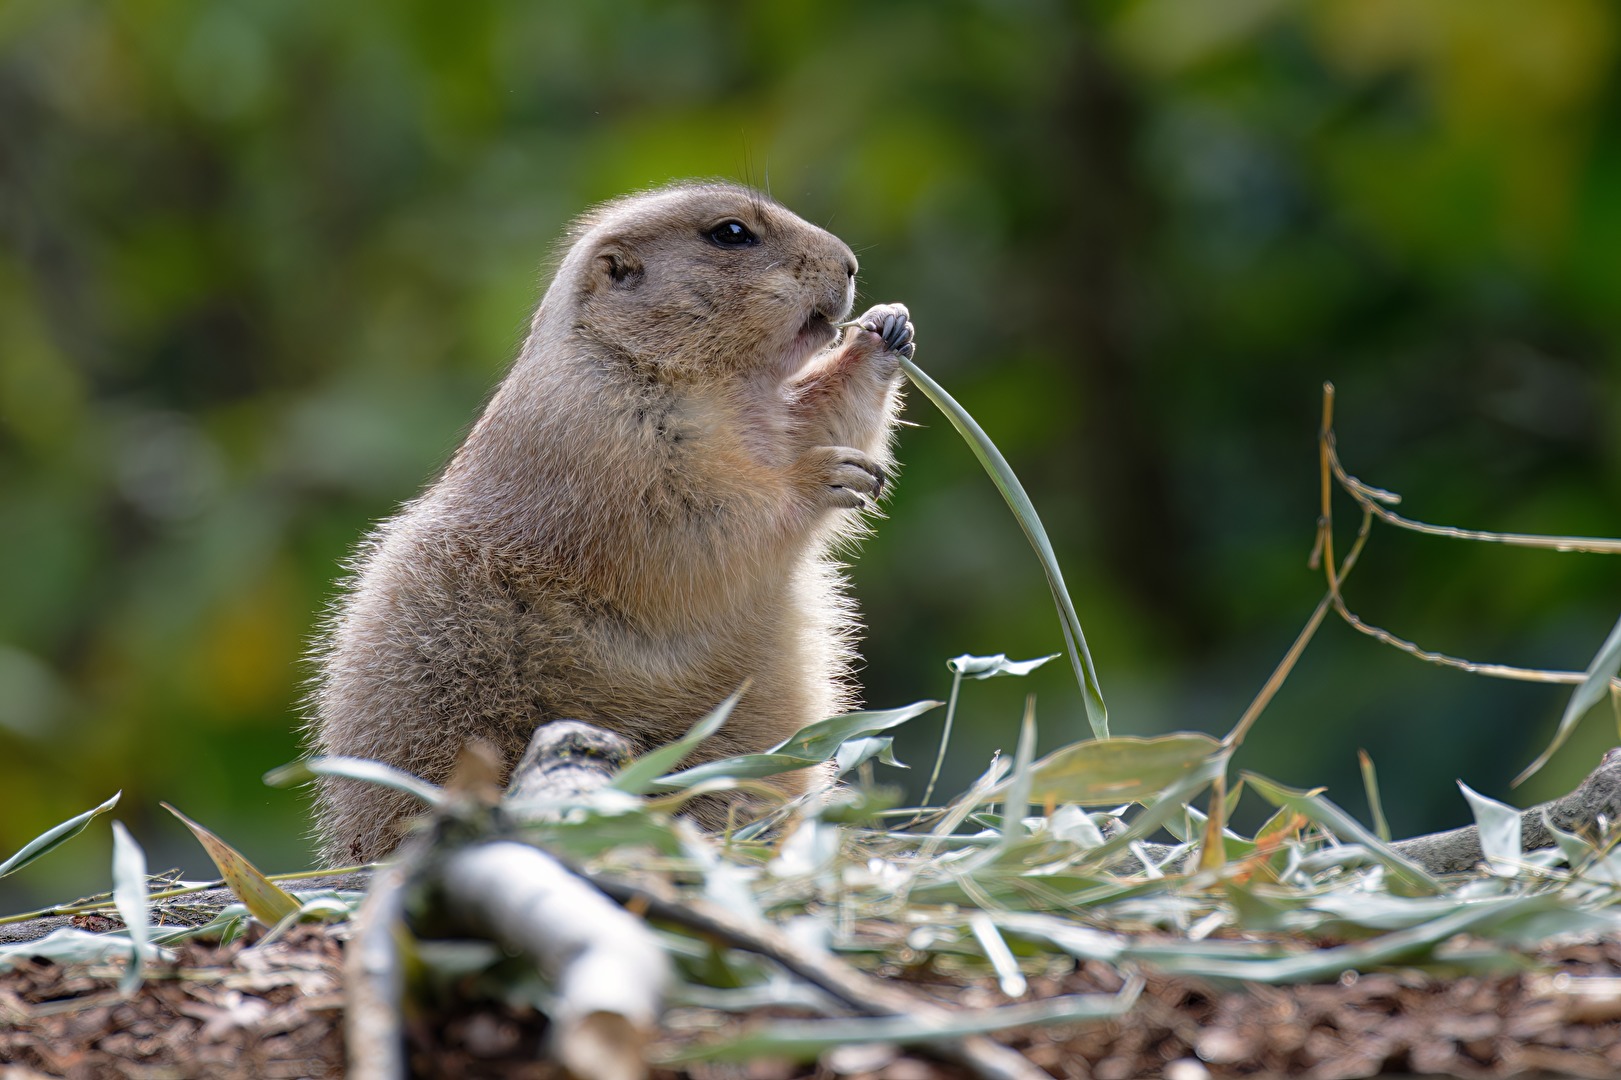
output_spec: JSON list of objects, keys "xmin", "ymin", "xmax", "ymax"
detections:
[{"xmin": 306, "ymin": 181, "xmax": 916, "ymax": 863}]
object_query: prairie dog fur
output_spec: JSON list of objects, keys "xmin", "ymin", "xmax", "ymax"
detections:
[{"xmin": 307, "ymin": 181, "xmax": 915, "ymax": 862}]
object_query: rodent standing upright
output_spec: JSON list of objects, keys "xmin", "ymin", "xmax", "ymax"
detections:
[{"xmin": 307, "ymin": 181, "xmax": 916, "ymax": 863}]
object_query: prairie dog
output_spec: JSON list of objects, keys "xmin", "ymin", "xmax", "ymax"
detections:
[{"xmin": 307, "ymin": 181, "xmax": 915, "ymax": 862}]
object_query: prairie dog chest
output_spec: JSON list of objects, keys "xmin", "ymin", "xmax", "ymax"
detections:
[{"xmin": 630, "ymin": 378, "xmax": 798, "ymax": 473}]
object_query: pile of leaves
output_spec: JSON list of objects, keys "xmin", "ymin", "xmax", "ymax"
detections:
[{"xmin": 5, "ymin": 640, "xmax": 1621, "ymax": 1078}]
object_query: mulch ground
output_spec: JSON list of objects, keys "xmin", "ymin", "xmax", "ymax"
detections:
[{"xmin": 3, "ymin": 924, "xmax": 1621, "ymax": 1079}]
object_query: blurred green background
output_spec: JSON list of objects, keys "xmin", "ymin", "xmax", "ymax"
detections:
[{"xmin": 3, "ymin": 0, "xmax": 1618, "ymax": 905}]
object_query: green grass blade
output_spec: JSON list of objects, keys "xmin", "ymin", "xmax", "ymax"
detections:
[
  {"xmin": 1128, "ymin": 894, "xmax": 1606, "ymax": 983},
  {"xmin": 901, "ymin": 357, "xmax": 1108, "ymax": 738},
  {"xmin": 1514, "ymin": 612, "xmax": 1621, "ymax": 786},
  {"xmin": 652, "ymin": 700, "xmax": 939, "ymax": 790},
  {"xmin": 0, "ymin": 927, "xmax": 153, "ymax": 972},
  {"xmin": 920, "ymin": 668, "xmax": 964, "ymax": 809},
  {"xmin": 768, "ymin": 700, "xmax": 941, "ymax": 760},
  {"xmin": 1071, "ymin": 763, "xmax": 1226, "ymax": 871},
  {"xmin": 110, "ymin": 821, "xmax": 153, "ymax": 994},
  {"xmin": 996, "ymin": 696, "xmax": 1039, "ymax": 849},
  {"xmin": 919, "ymin": 656, "xmax": 1052, "ymax": 810},
  {"xmin": 613, "ymin": 685, "xmax": 744, "ymax": 794},
  {"xmin": 0, "ymin": 791, "xmax": 121, "ymax": 879},
  {"xmin": 653, "ymin": 751, "xmax": 818, "ymax": 789},
  {"xmin": 264, "ymin": 757, "xmax": 445, "ymax": 807},
  {"xmin": 1357, "ymin": 750, "xmax": 1390, "ymax": 843}
]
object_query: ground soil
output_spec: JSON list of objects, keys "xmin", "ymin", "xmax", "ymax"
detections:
[{"xmin": 3, "ymin": 923, "xmax": 1620, "ymax": 1079}]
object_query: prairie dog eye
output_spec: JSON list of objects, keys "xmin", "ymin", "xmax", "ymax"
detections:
[{"xmin": 706, "ymin": 220, "xmax": 758, "ymax": 247}]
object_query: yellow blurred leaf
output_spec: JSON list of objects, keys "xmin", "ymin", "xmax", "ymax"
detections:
[{"xmin": 163, "ymin": 802, "xmax": 300, "ymax": 926}]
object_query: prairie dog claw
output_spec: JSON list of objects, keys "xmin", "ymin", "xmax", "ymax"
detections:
[{"xmin": 855, "ymin": 303, "xmax": 916, "ymax": 359}]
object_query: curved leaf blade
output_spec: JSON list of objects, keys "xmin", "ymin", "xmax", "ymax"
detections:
[
  {"xmin": 948, "ymin": 653, "xmax": 1059, "ymax": 680},
  {"xmin": 1457, "ymin": 782, "xmax": 1522, "ymax": 874},
  {"xmin": 264, "ymin": 756, "xmax": 444, "ymax": 807},
  {"xmin": 110, "ymin": 822, "xmax": 153, "ymax": 994},
  {"xmin": 1514, "ymin": 613, "xmax": 1621, "ymax": 786},
  {"xmin": 0, "ymin": 791, "xmax": 121, "ymax": 879},
  {"xmin": 613, "ymin": 686, "xmax": 744, "ymax": 794},
  {"xmin": 768, "ymin": 700, "xmax": 940, "ymax": 760},
  {"xmin": 902, "ymin": 357, "xmax": 1108, "ymax": 738}
]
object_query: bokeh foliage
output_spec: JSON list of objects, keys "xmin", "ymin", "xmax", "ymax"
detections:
[{"xmin": 2, "ymin": 0, "xmax": 1617, "ymax": 900}]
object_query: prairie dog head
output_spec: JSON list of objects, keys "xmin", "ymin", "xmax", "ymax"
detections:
[{"xmin": 540, "ymin": 182, "xmax": 859, "ymax": 382}]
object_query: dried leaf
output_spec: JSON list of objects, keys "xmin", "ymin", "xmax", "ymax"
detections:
[
  {"xmin": 1245, "ymin": 772, "xmax": 1440, "ymax": 896},
  {"xmin": 947, "ymin": 653, "xmax": 1059, "ymax": 679},
  {"xmin": 163, "ymin": 803, "xmax": 301, "ymax": 927}
]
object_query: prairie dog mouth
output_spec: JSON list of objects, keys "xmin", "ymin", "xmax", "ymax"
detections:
[
  {"xmin": 780, "ymin": 310, "xmax": 838, "ymax": 378},
  {"xmin": 796, "ymin": 310, "xmax": 837, "ymax": 348}
]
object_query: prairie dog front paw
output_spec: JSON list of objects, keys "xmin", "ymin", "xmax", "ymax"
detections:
[
  {"xmin": 855, "ymin": 302, "xmax": 915, "ymax": 359},
  {"xmin": 797, "ymin": 445, "xmax": 886, "ymax": 510},
  {"xmin": 787, "ymin": 303, "xmax": 913, "ymax": 460}
]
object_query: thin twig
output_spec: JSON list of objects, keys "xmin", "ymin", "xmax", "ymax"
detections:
[
  {"xmin": 1330, "ymin": 599, "xmax": 1616, "ymax": 688},
  {"xmin": 1317, "ymin": 382, "xmax": 1621, "ymax": 694},
  {"xmin": 1328, "ymin": 439, "xmax": 1621, "ymax": 554},
  {"xmin": 1225, "ymin": 387, "xmax": 1374, "ymax": 749}
]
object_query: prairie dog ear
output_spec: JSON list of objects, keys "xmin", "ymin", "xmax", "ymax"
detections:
[{"xmin": 594, "ymin": 242, "xmax": 644, "ymax": 289}]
